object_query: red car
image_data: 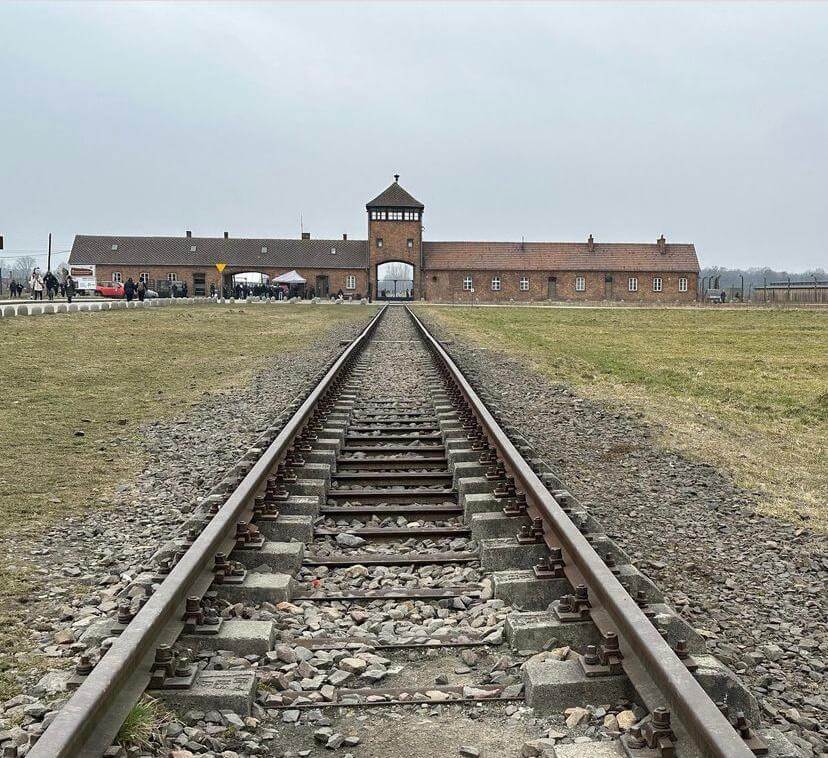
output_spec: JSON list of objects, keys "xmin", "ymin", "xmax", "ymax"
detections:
[{"xmin": 95, "ymin": 281, "xmax": 125, "ymax": 298}]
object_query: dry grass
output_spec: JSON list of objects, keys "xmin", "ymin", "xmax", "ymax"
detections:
[
  {"xmin": 0, "ymin": 304, "xmax": 375, "ymax": 697},
  {"xmin": 419, "ymin": 305, "xmax": 828, "ymax": 530}
]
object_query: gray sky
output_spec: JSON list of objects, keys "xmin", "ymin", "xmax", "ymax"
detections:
[{"xmin": 2, "ymin": 1, "xmax": 827, "ymax": 270}]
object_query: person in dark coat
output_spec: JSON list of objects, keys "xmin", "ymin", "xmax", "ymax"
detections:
[
  {"xmin": 124, "ymin": 277, "xmax": 135, "ymax": 301},
  {"xmin": 44, "ymin": 271, "xmax": 58, "ymax": 300},
  {"xmin": 65, "ymin": 275, "xmax": 76, "ymax": 304}
]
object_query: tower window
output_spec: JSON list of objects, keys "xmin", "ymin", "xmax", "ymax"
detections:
[
  {"xmin": 463, "ymin": 276, "xmax": 473, "ymax": 291},
  {"xmin": 376, "ymin": 238, "xmax": 383, "ymax": 248},
  {"xmin": 407, "ymin": 238, "xmax": 414, "ymax": 249},
  {"xmin": 491, "ymin": 277, "xmax": 501, "ymax": 291}
]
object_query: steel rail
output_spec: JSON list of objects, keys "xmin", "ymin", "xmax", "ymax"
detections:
[
  {"xmin": 30, "ymin": 304, "xmax": 386, "ymax": 758},
  {"xmin": 407, "ymin": 306, "xmax": 753, "ymax": 758}
]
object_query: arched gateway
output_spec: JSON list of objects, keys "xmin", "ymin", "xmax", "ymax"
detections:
[{"xmin": 366, "ymin": 175, "xmax": 424, "ymax": 300}]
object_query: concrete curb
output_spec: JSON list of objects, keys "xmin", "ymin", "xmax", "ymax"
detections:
[{"xmin": 0, "ymin": 296, "xmax": 371, "ymax": 318}]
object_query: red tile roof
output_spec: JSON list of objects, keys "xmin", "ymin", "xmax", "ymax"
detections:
[{"xmin": 423, "ymin": 241, "xmax": 699, "ymax": 273}]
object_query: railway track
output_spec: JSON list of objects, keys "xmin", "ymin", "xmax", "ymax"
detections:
[{"xmin": 25, "ymin": 305, "xmax": 799, "ymax": 758}]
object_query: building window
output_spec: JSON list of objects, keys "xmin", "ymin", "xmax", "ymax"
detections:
[
  {"xmin": 346, "ymin": 275, "xmax": 356, "ymax": 290},
  {"xmin": 653, "ymin": 277, "xmax": 663, "ymax": 292},
  {"xmin": 389, "ymin": 210, "xmax": 403, "ymax": 221},
  {"xmin": 628, "ymin": 277, "xmax": 638, "ymax": 292},
  {"xmin": 139, "ymin": 272, "xmax": 149, "ymax": 283},
  {"xmin": 679, "ymin": 277, "xmax": 688, "ymax": 292},
  {"xmin": 331, "ymin": 247, "xmax": 336, "ymax": 255},
  {"xmin": 407, "ymin": 238, "xmax": 414, "ymax": 249},
  {"xmin": 167, "ymin": 272, "xmax": 178, "ymax": 282},
  {"xmin": 463, "ymin": 276, "xmax": 473, "ymax": 291},
  {"xmin": 519, "ymin": 277, "xmax": 529, "ymax": 291},
  {"xmin": 112, "ymin": 271, "xmax": 122, "ymax": 283},
  {"xmin": 261, "ymin": 246, "xmax": 268, "ymax": 254},
  {"xmin": 575, "ymin": 276, "xmax": 586, "ymax": 292},
  {"xmin": 111, "ymin": 244, "xmax": 118, "ymax": 251},
  {"xmin": 376, "ymin": 238, "xmax": 383, "ymax": 248},
  {"xmin": 491, "ymin": 276, "xmax": 501, "ymax": 291},
  {"xmin": 190, "ymin": 245, "xmax": 197, "ymax": 252}
]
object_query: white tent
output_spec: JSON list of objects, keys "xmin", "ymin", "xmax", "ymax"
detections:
[{"xmin": 272, "ymin": 270, "xmax": 307, "ymax": 284}]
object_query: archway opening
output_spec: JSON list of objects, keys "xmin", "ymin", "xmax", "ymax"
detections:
[
  {"xmin": 376, "ymin": 261, "xmax": 414, "ymax": 301},
  {"xmin": 223, "ymin": 271, "xmax": 280, "ymax": 299}
]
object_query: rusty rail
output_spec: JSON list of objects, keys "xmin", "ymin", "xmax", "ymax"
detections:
[
  {"xmin": 406, "ymin": 306, "xmax": 753, "ymax": 758},
  {"xmin": 29, "ymin": 305, "xmax": 386, "ymax": 758}
]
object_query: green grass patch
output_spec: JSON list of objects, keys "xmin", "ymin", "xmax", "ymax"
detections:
[
  {"xmin": 419, "ymin": 306, "xmax": 828, "ymax": 529},
  {"xmin": 117, "ymin": 697, "xmax": 171, "ymax": 748}
]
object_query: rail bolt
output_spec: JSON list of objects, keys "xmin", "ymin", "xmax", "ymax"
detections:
[
  {"xmin": 75, "ymin": 654, "xmax": 94, "ymax": 676},
  {"xmin": 652, "ymin": 707, "xmax": 671, "ymax": 729},
  {"xmin": 116, "ymin": 602, "xmax": 133, "ymax": 625}
]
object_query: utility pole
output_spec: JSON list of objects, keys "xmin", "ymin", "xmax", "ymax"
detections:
[{"xmin": 47, "ymin": 232, "xmax": 52, "ymax": 272}]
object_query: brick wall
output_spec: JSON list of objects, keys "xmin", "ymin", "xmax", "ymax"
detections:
[
  {"xmin": 426, "ymin": 270, "xmax": 697, "ymax": 303},
  {"xmin": 368, "ymin": 217, "xmax": 422, "ymax": 298},
  {"xmin": 93, "ymin": 264, "xmax": 695, "ymax": 303},
  {"xmin": 93, "ymin": 265, "xmax": 369, "ymax": 298}
]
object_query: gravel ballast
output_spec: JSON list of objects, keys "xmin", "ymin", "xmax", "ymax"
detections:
[
  {"xmin": 418, "ymin": 311, "xmax": 827, "ymax": 758},
  {"xmin": 0, "ymin": 310, "xmax": 376, "ymax": 740}
]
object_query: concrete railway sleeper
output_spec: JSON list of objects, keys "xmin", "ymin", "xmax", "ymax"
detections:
[{"xmin": 24, "ymin": 305, "xmax": 801, "ymax": 758}]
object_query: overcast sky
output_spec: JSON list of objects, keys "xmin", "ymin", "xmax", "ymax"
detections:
[{"xmin": 2, "ymin": 1, "xmax": 827, "ymax": 270}]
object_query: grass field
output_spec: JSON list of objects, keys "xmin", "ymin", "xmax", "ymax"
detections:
[
  {"xmin": 0, "ymin": 304, "xmax": 374, "ymax": 696},
  {"xmin": 420, "ymin": 306, "xmax": 827, "ymax": 530}
]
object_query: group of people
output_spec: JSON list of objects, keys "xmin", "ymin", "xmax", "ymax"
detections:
[
  {"xmin": 7, "ymin": 270, "xmax": 77, "ymax": 302},
  {"xmin": 122, "ymin": 277, "xmax": 149, "ymax": 302}
]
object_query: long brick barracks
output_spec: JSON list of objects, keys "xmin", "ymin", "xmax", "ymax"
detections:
[{"xmin": 69, "ymin": 176, "xmax": 700, "ymax": 302}]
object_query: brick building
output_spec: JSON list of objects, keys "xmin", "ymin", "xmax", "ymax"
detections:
[{"xmin": 69, "ymin": 177, "xmax": 699, "ymax": 302}]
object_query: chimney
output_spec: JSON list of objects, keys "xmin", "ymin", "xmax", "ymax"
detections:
[
  {"xmin": 587, "ymin": 234, "xmax": 595, "ymax": 253},
  {"xmin": 658, "ymin": 234, "xmax": 666, "ymax": 254},
  {"xmin": 342, "ymin": 233, "xmax": 348, "ymax": 240},
  {"xmin": 301, "ymin": 232, "xmax": 311, "ymax": 240},
  {"xmin": 223, "ymin": 231, "xmax": 229, "ymax": 239},
  {"xmin": 185, "ymin": 230, "xmax": 192, "ymax": 238}
]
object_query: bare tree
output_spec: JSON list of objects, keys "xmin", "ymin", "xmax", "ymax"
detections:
[{"xmin": 11, "ymin": 255, "xmax": 38, "ymax": 282}]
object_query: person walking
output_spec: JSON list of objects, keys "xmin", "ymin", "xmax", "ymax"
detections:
[
  {"xmin": 31, "ymin": 270, "xmax": 44, "ymax": 300},
  {"xmin": 136, "ymin": 278, "xmax": 146, "ymax": 302},
  {"xmin": 124, "ymin": 277, "xmax": 135, "ymax": 302},
  {"xmin": 44, "ymin": 271, "xmax": 58, "ymax": 300},
  {"xmin": 9, "ymin": 280, "xmax": 17, "ymax": 298},
  {"xmin": 65, "ymin": 274, "xmax": 76, "ymax": 304}
]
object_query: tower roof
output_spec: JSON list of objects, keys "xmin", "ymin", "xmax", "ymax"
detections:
[{"xmin": 366, "ymin": 176, "xmax": 424, "ymax": 210}]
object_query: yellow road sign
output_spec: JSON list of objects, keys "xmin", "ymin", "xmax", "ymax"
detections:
[{"xmin": 215, "ymin": 262, "xmax": 227, "ymax": 273}]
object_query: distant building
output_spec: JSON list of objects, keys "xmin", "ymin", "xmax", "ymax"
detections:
[{"xmin": 69, "ymin": 176, "xmax": 700, "ymax": 302}]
